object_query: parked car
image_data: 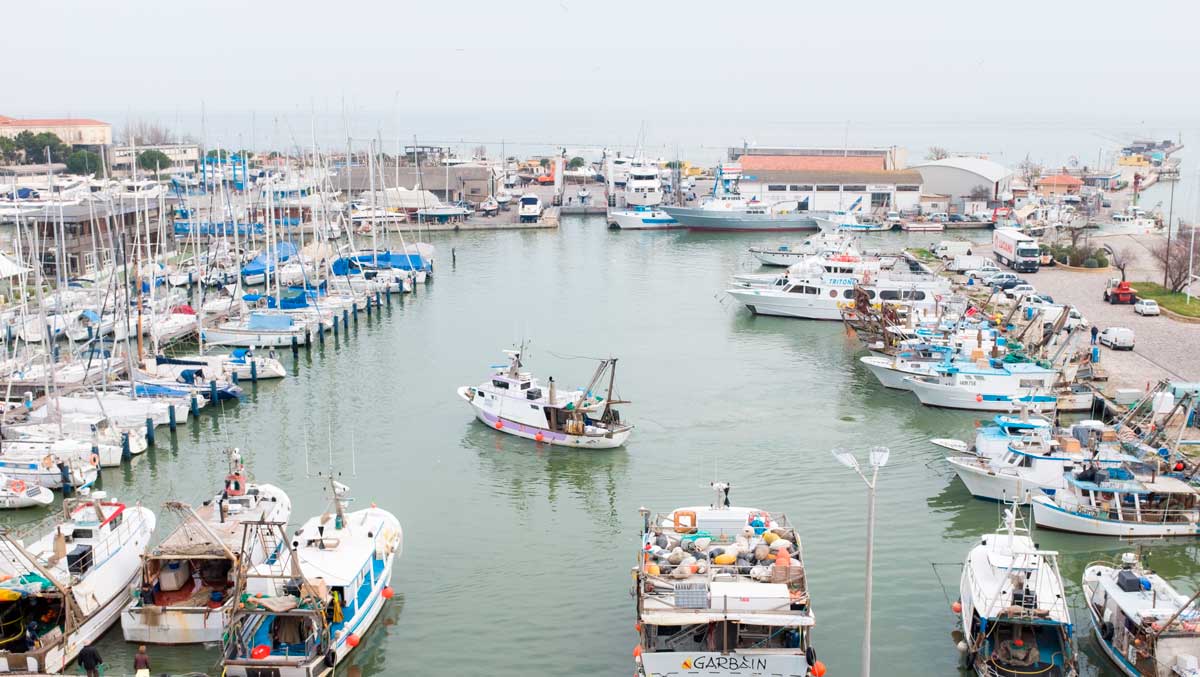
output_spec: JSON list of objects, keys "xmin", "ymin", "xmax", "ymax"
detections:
[
  {"xmin": 966, "ymin": 265, "xmax": 1002, "ymax": 281},
  {"xmin": 886, "ymin": 211, "xmax": 901, "ymax": 223},
  {"xmin": 1003, "ymin": 283, "xmax": 1038, "ymax": 299},
  {"xmin": 1134, "ymin": 299, "xmax": 1161, "ymax": 316},
  {"xmin": 948, "ymin": 214, "xmax": 968, "ymax": 223},
  {"xmin": 1098, "ymin": 327, "xmax": 1135, "ymax": 350},
  {"xmin": 987, "ymin": 272, "xmax": 1022, "ymax": 288},
  {"xmin": 927, "ymin": 212, "xmax": 949, "ymax": 222}
]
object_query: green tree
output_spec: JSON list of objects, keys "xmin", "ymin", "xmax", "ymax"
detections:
[
  {"xmin": 65, "ymin": 150, "xmax": 104, "ymax": 177},
  {"xmin": 137, "ymin": 149, "xmax": 172, "ymax": 171},
  {"xmin": 0, "ymin": 137, "xmax": 17, "ymax": 163},
  {"xmin": 567, "ymin": 156, "xmax": 586, "ymax": 170},
  {"xmin": 538, "ymin": 158, "xmax": 549, "ymax": 169},
  {"xmin": 13, "ymin": 131, "xmax": 69, "ymax": 163},
  {"xmin": 206, "ymin": 149, "xmax": 229, "ymax": 161}
]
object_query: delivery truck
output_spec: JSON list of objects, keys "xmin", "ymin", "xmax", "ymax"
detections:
[{"xmin": 992, "ymin": 228, "xmax": 1040, "ymax": 273}]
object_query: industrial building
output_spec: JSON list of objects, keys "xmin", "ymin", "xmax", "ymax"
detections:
[
  {"xmin": 110, "ymin": 144, "xmax": 201, "ymax": 172},
  {"xmin": 909, "ymin": 157, "xmax": 1013, "ymax": 211},
  {"xmin": 728, "ymin": 146, "xmax": 923, "ymax": 215}
]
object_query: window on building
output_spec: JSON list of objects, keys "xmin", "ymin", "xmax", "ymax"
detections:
[
  {"xmin": 842, "ymin": 185, "xmax": 866, "ymax": 192},
  {"xmin": 767, "ymin": 184, "xmax": 787, "ymax": 192},
  {"xmin": 816, "ymin": 185, "xmax": 839, "ymax": 192},
  {"xmin": 896, "ymin": 185, "xmax": 920, "ymax": 192},
  {"xmin": 793, "ymin": 185, "xmax": 813, "ymax": 192},
  {"xmin": 870, "ymin": 192, "xmax": 891, "ymax": 208}
]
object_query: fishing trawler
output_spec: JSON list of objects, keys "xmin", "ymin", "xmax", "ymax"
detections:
[
  {"xmin": 0, "ymin": 493, "xmax": 156, "ymax": 674},
  {"xmin": 633, "ymin": 482, "xmax": 820, "ymax": 677},
  {"xmin": 121, "ymin": 450, "xmax": 292, "ymax": 644},
  {"xmin": 957, "ymin": 507, "xmax": 1077, "ymax": 677},
  {"xmin": 661, "ymin": 165, "xmax": 821, "ymax": 232},
  {"xmin": 457, "ymin": 348, "xmax": 632, "ymax": 449},
  {"xmin": 221, "ymin": 477, "xmax": 401, "ymax": 677},
  {"xmin": 1030, "ymin": 466, "xmax": 1200, "ymax": 537},
  {"xmin": 1083, "ymin": 552, "xmax": 1200, "ymax": 676},
  {"xmin": 748, "ymin": 231, "xmax": 854, "ymax": 267}
]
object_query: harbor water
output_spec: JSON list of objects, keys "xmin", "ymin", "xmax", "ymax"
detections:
[{"xmin": 6, "ymin": 216, "xmax": 1195, "ymax": 676}]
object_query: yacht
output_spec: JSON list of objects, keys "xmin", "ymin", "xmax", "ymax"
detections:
[
  {"xmin": 457, "ymin": 348, "xmax": 632, "ymax": 449},
  {"xmin": 518, "ymin": 194, "xmax": 543, "ymax": 222},
  {"xmin": 1031, "ymin": 467, "xmax": 1200, "ymax": 537},
  {"xmin": 957, "ymin": 507, "xmax": 1077, "ymax": 677},
  {"xmin": 221, "ymin": 479, "xmax": 401, "ymax": 677},
  {"xmin": 1083, "ymin": 552, "xmax": 1200, "ymax": 677},
  {"xmin": 0, "ymin": 493, "xmax": 156, "ymax": 674},
  {"xmin": 624, "ymin": 162, "xmax": 663, "ymax": 207},
  {"xmin": 634, "ymin": 482, "xmax": 820, "ymax": 677},
  {"xmin": 726, "ymin": 266, "xmax": 952, "ymax": 321},
  {"xmin": 608, "ymin": 206, "xmax": 679, "ymax": 230},
  {"xmin": 122, "ymin": 450, "xmax": 292, "ymax": 645}
]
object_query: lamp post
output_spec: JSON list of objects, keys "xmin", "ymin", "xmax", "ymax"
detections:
[{"xmin": 833, "ymin": 446, "xmax": 890, "ymax": 677}]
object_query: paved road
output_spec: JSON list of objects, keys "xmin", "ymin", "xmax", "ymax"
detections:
[{"xmin": 1024, "ymin": 233, "xmax": 1200, "ymax": 391}]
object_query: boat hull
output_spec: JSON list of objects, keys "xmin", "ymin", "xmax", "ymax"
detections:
[
  {"xmin": 609, "ymin": 209, "xmax": 679, "ymax": 230},
  {"xmin": 458, "ymin": 387, "xmax": 630, "ymax": 449},
  {"xmin": 121, "ymin": 601, "xmax": 229, "ymax": 644},
  {"xmin": 1086, "ymin": 605, "xmax": 1140, "ymax": 677},
  {"xmin": 749, "ymin": 249, "xmax": 807, "ymax": 266},
  {"xmin": 860, "ymin": 356, "xmax": 926, "ymax": 390},
  {"xmin": 904, "ymin": 377, "xmax": 1053, "ymax": 411},
  {"xmin": 1031, "ymin": 496, "xmax": 1200, "ymax": 537},
  {"xmin": 946, "ymin": 456, "xmax": 1042, "ymax": 504},
  {"xmin": 639, "ymin": 652, "xmax": 810, "ymax": 676},
  {"xmin": 725, "ymin": 289, "xmax": 842, "ymax": 320},
  {"xmin": 661, "ymin": 207, "xmax": 820, "ymax": 232}
]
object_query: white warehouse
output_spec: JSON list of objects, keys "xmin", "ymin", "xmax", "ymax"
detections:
[{"xmin": 909, "ymin": 157, "xmax": 1013, "ymax": 211}]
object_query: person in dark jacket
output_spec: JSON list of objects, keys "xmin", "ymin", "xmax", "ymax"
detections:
[
  {"xmin": 78, "ymin": 644, "xmax": 103, "ymax": 677},
  {"xmin": 1090, "ymin": 325, "xmax": 1099, "ymax": 345},
  {"xmin": 134, "ymin": 645, "xmax": 151, "ymax": 675}
]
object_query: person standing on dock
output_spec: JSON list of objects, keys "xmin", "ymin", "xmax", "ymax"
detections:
[
  {"xmin": 78, "ymin": 643, "xmax": 103, "ymax": 677},
  {"xmin": 134, "ymin": 645, "xmax": 152, "ymax": 677},
  {"xmin": 1090, "ymin": 325, "xmax": 1099, "ymax": 345}
]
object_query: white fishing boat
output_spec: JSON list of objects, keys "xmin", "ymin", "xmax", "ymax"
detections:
[
  {"xmin": 121, "ymin": 450, "xmax": 292, "ymax": 645},
  {"xmin": 931, "ymin": 413, "xmax": 1055, "ymax": 460},
  {"xmin": 608, "ymin": 206, "xmax": 679, "ymax": 230},
  {"xmin": 494, "ymin": 189, "xmax": 513, "ymax": 208},
  {"xmin": 0, "ymin": 493, "xmax": 156, "ymax": 674},
  {"xmin": 0, "ymin": 455, "xmax": 97, "ymax": 493},
  {"xmin": 814, "ymin": 211, "xmax": 892, "ymax": 232},
  {"xmin": 860, "ymin": 348, "xmax": 948, "ymax": 390},
  {"xmin": 221, "ymin": 478, "xmax": 401, "ymax": 677},
  {"xmin": 1031, "ymin": 467, "xmax": 1200, "ymax": 537},
  {"xmin": 457, "ymin": 348, "xmax": 632, "ymax": 449},
  {"xmin": 0, "ymin": 476, "xmax": 53, "ymax": 509},
  {"xmin": 518, "ymin": 194, "xmax": 543, "ymax": 222},
  {"xmin": 748, "ymin": 231, "xmax": 855, "ymax": 266},
  {"xmin": 957, "ymin": 507, "xmax": 1077, "ymax": 677},
  {"xmin": 634, "ymin": 482, "xmax": 820, "ymax": 677},
  {"xmin": 1082, "ymin": 552, "xmax": 1200, "ymax": 677},
  {"xmin": 903, "ymin": 361, "xmax": 1059, "ymax": 411}
]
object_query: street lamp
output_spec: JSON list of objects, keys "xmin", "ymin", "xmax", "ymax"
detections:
[{"xmin": 832, "ymin": 446, "xmax": 890, "ymax": 677}]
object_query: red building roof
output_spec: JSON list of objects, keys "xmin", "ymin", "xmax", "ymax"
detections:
[
  {"xmin": 0, "ymin": 116, "xmax": 109, "ymax": 127},
  {"xmin": 1036, "ymin": 173, "xmax": 1083, "ymax": 187},
  {"xmin": 737, "ymin": 155, "xmax": 885, "ymax": 172}
]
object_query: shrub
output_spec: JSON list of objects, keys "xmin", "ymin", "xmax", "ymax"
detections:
[
  {"xmin": 1094, "ymin": 254, "xmax": 1109, "ymax": 268},
  {"xmin": 1083, "ymin": 257, "xmax": 1099, "ymax": 268}
]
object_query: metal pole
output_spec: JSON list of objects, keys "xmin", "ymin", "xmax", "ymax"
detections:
[
  {"xmin": 1164, "ymin": 178, "xmax": 1175, "ymax": 287},
  {"xmin": 862, "ymin": 467, "xmax": 877, "ymax": 677}
]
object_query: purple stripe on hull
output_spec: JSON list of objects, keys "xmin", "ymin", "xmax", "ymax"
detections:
[{"xmin": 479, "ymin": 410, "xmax": 568, "ymax": 442}]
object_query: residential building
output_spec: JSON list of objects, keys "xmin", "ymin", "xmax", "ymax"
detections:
[
  {"xmin": 1035, "ymin": 173, "xmax": 1083, "ymax": 196},
  {"xmin": 110, "ymin": 144, "xmax": 201, "ymax": 172},
  {"xmin": 0, "ymin": 115, "xmax": 113, "ymax": 148}
]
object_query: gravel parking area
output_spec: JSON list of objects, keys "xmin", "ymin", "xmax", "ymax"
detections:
[{"xmin": 1022, "ymin": 233, "xmax": 1200, "ymax": 391}]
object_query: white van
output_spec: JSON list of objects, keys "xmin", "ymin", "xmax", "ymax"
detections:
[
  {"xmin": 933, "ymin": 240, "xmax": 974, "ymax": 259},
  {"xmin": 1098, "ymin": 327, "xmax": 1135, "ymax": 350}
]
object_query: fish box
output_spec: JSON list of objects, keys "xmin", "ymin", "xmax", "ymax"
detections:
[
  {"xmin": 159, "ymin": 560, "xmax": 191, "ymax": 592},
  {"xmin": 709, "ymin": 581, "xmax": 790, "ymax": 612},
  {"xmin": 1113, "ymin": 388, "xmax": 1142, "ymax": 405}
]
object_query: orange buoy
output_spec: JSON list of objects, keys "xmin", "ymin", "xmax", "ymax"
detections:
[
  {"xmin": 975, "ymin": 394, "xmax": 983, "ymax": 403},
  {"xmin": 535, "ymin": 432, "xmax": 544, "ymax": 442},
  {"xmin": 952, "ymin": 600, "xmax": 963, "ymax": 614},
  {"xmin": 494, "ymin": 421, "xmax": 504, "ymax": 430},
  {"xmin": 633, "ymin": 645, "xmax": 642, "ymax": 658},
  {"xmin": 775, "ymin": 549, "xmax": 789, "ymax": 566},
  {"xmin": 635, "ymin": 621, "xmax": 642, "ymax": 632},
  {"xmin": 382, "ymin": 586, "xmax": 394, "ymax": 600},
  {"xmin": 812, "ymin": 660, "xmax": 826, "ymax": 677},
  {"xmin": 250, "ymin": 644, "xmax": 271, "ymax": 660},
  {"xmin": 347, "ymin": 633, "xmax": 360, "ymax": 648}
]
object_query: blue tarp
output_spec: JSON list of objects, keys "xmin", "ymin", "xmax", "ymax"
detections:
[
  {"xmin": 247, "ymin": 313, "xmax": 294, "ymax": 331},
  {"xmin": 79, "ymin": 309, "xmax": 100, "ymax": 322},
  {"xmin": 242, "ymin": 242, "xmax": 298, "ymax": 279},
  {"xmin": 330, "ymin": 250, "xmax": 430, "ymax": 275}
]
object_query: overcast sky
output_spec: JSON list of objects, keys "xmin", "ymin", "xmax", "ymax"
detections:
[{"xmin": 5, "ymin": 0, "xmax": 1199, "ymax": 164}]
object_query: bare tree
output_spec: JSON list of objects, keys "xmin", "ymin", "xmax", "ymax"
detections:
[
  {"xmin": 1017, "ymin": 154, "xmax": 1042, "ymax": 187},
  {"xmin": 1149, "ymin": 226, "xmax": 1200, "ymax": 292},
  {"xmin": 968, "ymin": 184, "xmax": 991, "ymax": 201},
  {"xmin": 1106, "ymin": 246, "xmax": 1134, "ymax": 281},
  {"xmin": 925, "ymin": 146, "xmax": 950, "ymax": 161},
  {"xmin": 123, "ymin": 119, "xmax": 176, "ymax": 146},
  {"xmin": 472, "ymin": 144, "xmax": 487, "ymax": 159}
]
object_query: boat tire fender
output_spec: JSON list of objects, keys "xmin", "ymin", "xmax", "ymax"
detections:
[
  {"xmin": 1100, "ymin": 621, "xmax": 1114, "ymax": 641},
  {"xmin": 805, "ymin": 646, "xmax": 816, "ymax": 666},
  {"xmin": 325, "ymin": 650, "xmax": 337, "ymax": 667}
]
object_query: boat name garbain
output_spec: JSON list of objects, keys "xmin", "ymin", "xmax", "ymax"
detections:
[{"xmin": 688, "ymin": 655, "xmax": 770, "ymax": 670}]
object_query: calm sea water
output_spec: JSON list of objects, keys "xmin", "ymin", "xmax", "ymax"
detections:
[{"xmin": 5, "ymin": 217, "xmax": 1196, "ymax": 676}]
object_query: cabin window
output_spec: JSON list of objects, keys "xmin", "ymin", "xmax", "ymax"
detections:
[
  {"xmin": 1019, "ymin": 379, "xmax": 1043, "ymax": 388},
  {"xmin": 530, "ymin": 404, "xmax": 539, "ymax": 410},
  {"xmin": 108, "ymin": 513, "xmax": 123, "ymax": 529},
  {"xmin": 73, "ymin": 528, "xmax": 95, "ymax": 539},
  {"xmin": 897, "ymin": 185, "xmax": 920, "ymax": 192},
  {"xmin": 843, "ymin": 290, "xmax": 855, "ymax": 299},
  {"xmin": 520, "ymin": 381, "xmax": 531, "ymax": 390},
  {"xmin": 867, "ymin": 290, "xmax": 877, "ymax": 299},
  {"xmin": 828, "ymin": 290, "xmax": 838, "ymax": 298},
  {"xmin": 767, "ymin": 184, "xmax": 787, "ymax": 192},
  {"xmin": 788, "ymin": 286, "xmax": 806, "ymax": 294},
  {"xmin": 911, "ymin": 291, "xmax": 926, "ymax": 301},
  {"xmin": 491, "ymin": 379, "xmax": 509, "ymax": 389},
  {"xmin": 879, "ymin": 290, "xmax": 899, "ymax": 300}
]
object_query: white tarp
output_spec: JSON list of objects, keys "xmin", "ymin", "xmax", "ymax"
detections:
[{"xmin": 0, "ymin": 253, "xmax": 30, "ymax": 278}]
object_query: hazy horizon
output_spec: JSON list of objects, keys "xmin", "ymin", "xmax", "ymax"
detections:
[{"xmin": 5, "ymin": 1, "xmax": 1200, "ymax": 166}]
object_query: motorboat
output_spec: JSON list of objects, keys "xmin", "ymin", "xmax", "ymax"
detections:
[
  {"xmin": 814, "ymin": 211, "xmax": 892, "ymax": 232},
  {"xmin": 1082, "ymin": 552, "xmax": 1200, "ymax": 677},
  {"xmin": 0, "ymin": 476, "xmax": 53, "ymax": 509},
  {"xmin": 633, "ymin": 482, "xmax": 820, "ymax": 677},
  {"xmin": 1031, "ymin": 467, "xmax": 1200, "ymax": 537},
  {"xmin": 748, "ymin": 231, "xmax": 855, "ymax": 266},
  {"xmin": 727, "ymin": 266, "xmax": 951, "ymax": 321},
  {"xmin": 203, "ymin": 312, "xmax": 312, "ymax": 348},
  {"xmin": 0, "ymin": 493, "xmax": 156, "ymax": 674},
  {"xmin": 457, "ymin": 348, "xmax": 632, "ymax": 449},
  {"xmin": 518, "ymin": 194, "xmax": 543, "ymax": 222},
  {"xmin": 478, "ymin": 195, "xmax": 500, "ymax": 216},
  {"xmin": 150, "ymin": 349, "xmax": 287, "ymax": 382},
  {"xmin": 608, "ymin": 206, "xmax": 679, "ymax": 230},
  {"xmin": 903, "ymin": 361, "xmax": 1059, "ymax": 411},
  {"xmin": 221, "ymin": 479, "xmax": 401, "ymax": 676},
  {"xmin": 0, "ymin": 455, "xmax": 96, "ymax": 493},
  {"xmin": 122, "ymin": 450, "xmax": 292, "ymax": 645},
  {"xmin": 957, "ymin": 507, "xmax": 1077, "ymax": 677},
  {"xmin": 930, "ymin": 413, "xmax": 1054, "ymax": 459},
  {"xmin": 494, "ymin": 190, "xmax": 513, "ymax": 208},
  {"xmin": 623, "ymin": 162, "xmax": 663, "ymax": 207}
]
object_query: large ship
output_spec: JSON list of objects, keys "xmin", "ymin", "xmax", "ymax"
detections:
[{"xmin": 661, "ymin": 164, "xmax": 822, "ymax": 232}]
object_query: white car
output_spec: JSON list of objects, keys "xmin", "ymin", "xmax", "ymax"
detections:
[
  {"xmin": 1134, "ymin": 299, "xmax": 1160, "ymax": 316},
  {"xmin": 966, "ymin": 266, "xmax": 1001, "ymax": 281},
  {"xmin": 1098, "ymin": 327, "xmax": 1135, "ymax": 350},
  {"xmin": 1003, "ymin": 283, "xmax": 1038, "ymax": 300}
]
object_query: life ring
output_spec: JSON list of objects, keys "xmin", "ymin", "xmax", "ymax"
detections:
[
  {"xmin": 672, "ymin": 510, "xmax": 697, "ymax": 534},
  {"xmin": 9, "ymin": 481, "xmax": 25, "ymax": 494},
  {"xmin": 748, "ymin": 511, "xmax": 770, "ymax": 527},
  {"xmin": 225, "ymin": 473, "xmax": 247, "ymax": 497},
  {"xmin": 90, "ymin": 453, "xmax": 100, "ymax": 467}
]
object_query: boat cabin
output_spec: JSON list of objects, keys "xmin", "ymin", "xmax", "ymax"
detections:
[{"xmin": 1059, "ymin": 471, "xmax": 1200, "ymax": 525}]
